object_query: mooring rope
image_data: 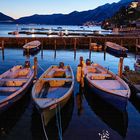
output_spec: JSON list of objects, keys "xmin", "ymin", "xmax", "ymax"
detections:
[
  {"xmin": 41, "ymin": 113, "xmax": 49, "ymax": 140},
  {"xmin": 55, "ymin": 104, "xmax": 63, "ymax": 140},
  {"xmin": 38, "ymin": 63, "xmax": 45, "ymax": 72},
  {"xmin": 58, "ymin": 104, "xmax": 62, "ymax": 139}
]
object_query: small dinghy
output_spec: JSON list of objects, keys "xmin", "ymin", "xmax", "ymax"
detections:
[
  {"xmin": 23, "ymin": 40, "xmax": 41, "ymax": 53},
  {"xmin": 0, "ymin": 61, "xmax": 34, "ymax": 113},
  {"xmin": 32, "ymin": 62, "xmax": 74, "ymax": 126},
  {"xmin": 79, "ymin": 59, "xmax": 130, "ymax": 111},
  {"xmin": 105, "ymin": 41, "xmax": 128, "ymax": 56}
]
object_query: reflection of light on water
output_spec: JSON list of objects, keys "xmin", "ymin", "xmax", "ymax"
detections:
[
  {"xmin": 48, "ymin": 35, "xmax": 53, "ymax": 37},
  {"xmin": 15, "ymin": 34, "xmax": 20, "ymax": 37},
  {"xmin": 32, "ymin": 28, "xmax": 35, "ymax": 33},
  {"xmin": 48, "ymin": 29, "xmax": 52, "ymax": 34},
  {"xmin": 32, "ymin": 34, "xmax": 35, "ymax": 37},
  {"xmin": 65, "ymin": 29, "xmax": 68, "ymax": 35}
]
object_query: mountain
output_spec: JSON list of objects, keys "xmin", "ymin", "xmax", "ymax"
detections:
[
  {"xmin": 102, "ymin": 0, "xmax": 140, "ymax": 29},
  {"xmin": 0, "ymin": 12, "xmax": 14, "ymax": 23},
  {"xmin": 16, "ymin": 0, "xmax": 133, "ymax": 25},
  {"xmin": 0, "ymin": 0, "xmax": 133, "ymax": 25}
]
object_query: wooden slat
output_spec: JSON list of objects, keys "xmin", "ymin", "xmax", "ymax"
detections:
[
  {"xmin": 0, "ymin": 78, "xmax": 28, "ymax": 82},
  {"xmin": 42, "ymin": 78, "xmax": 73, "ymax": 82},
  {"xmin": 0, "ymin": 87, "xmax": 20, "ymax": 92}
]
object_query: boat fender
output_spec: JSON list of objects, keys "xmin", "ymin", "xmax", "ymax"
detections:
[{"xmin": 76, "ymin": 66, "xmax": 82, "ymax": 82}]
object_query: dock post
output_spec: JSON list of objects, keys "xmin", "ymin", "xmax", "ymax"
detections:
[
  {"xmin": 25, "ymin": 39, "xmax": 28, "ymax": 44},
  {"xmin": 74, "ymin": 38, "xmax": 77, "ymax": 59},
  {"xmin": 136, "ymin": 39, "xmax": 138, "ymax": 55},
  {"xmin": 74, "ymin": 38, "xmax": 77, "ymax": 51},
  {"xmin": 89, "ymin": 37, "xmax": 92, "ymax": 59},
  {"xmin": 121, "ymin": 39, "xmax": 123, "ymax": 47},
  {"xmin": 63, "ymin": 38, "xmax": 66, "ymax": 49},
  {"xmin": 54, "ymin": 39, "xmax": 57, "ymax": 50},
  {"xmin": 41, "ymin": 40, "xmax": 43, "ymax": 59},
  {"xmin": 104, "ymin": 41, "xmax": 107, "ymax": 61},
  {"xmin": 34, "ymin": 57, "xmax": 38, "ymax": 80},
  {"xmin": 1, "ymin": 40, "xmax": 5, "ymax": 60},
  {"xmin": 118, "ymin": 57, "xmax": 124, "ymax": 78}
]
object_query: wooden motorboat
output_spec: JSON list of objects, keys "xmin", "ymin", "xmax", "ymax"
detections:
[
  {"xmin": 32, "ymin": 63, "xmax": 74, "ymax": 126},
  {"xmin": 105, "ymin": 41, "xmax": 128, "ymax": 56},
  {"xmin": 82, "ymin": 63, "xmax": 130, "ymax": 111},
  {"xmin": 23, "ymin": 40, "xmax": 41, "ymax": 53},
  {"xmin": 0, "ymin": 63, "xmax": 34, "ymax": 113}
]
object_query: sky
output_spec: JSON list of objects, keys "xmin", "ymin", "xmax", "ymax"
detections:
[{"xmin": 0, "ymin": 0, "xmax": 120, "ymax": 19}]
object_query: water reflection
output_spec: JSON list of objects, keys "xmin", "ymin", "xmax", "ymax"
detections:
[
  {"xmin": 84, "ymin": 90, "xmax": 128, "ymax": 138},
  {"xmin": 23, "ymin": 49, "xmax": 40, "ymax": 57},
  {"xmin": 74, "ymin": 51, "xmax": 76, "ymax": 60},
  {"xmin": 54, "ymin": 50, "xmax": 56, "ymax": 59},
  {"xmin": 76, "ymin": 85, "xmax": 84, "ymax": 116},
  {"xmin": 130, "ymin": 95, "xmax": 140, "ymax": 114},
  {"xmin": 0, "ymin": 93, "xmax": 30, "ymax": 139},
  {"xmin": 31, "ymin": 95, "xmax": 74, "ymax": 140}
]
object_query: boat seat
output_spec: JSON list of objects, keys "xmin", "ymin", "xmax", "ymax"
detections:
[
  {"xmin": 42, "ymin": 78, "xmax": 72, "ymax": 87},
  {"xmin": 0, "ymin": 87, "xmax": 20, "ymax": 92},
  {"xmin": 42, "ymin": 78, "xmax": 72, "ymax": 82},
  {"xmin": 0, "ymin": 78, "xmax": 28, "ymax": 82},
  {"xmin": 88, "ymin": 73, "xmax": 112, "ymax": 80}
]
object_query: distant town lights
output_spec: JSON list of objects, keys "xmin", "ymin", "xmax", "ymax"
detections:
[{"xmin": 130, "ymin": 2, "xmax": 138, "ymax": 8}]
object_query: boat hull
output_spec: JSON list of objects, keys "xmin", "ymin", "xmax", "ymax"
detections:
[
  {"xmin": 0, "ymin": 71, "xmax": 34, "ymax": 114},
  {"xmin": 37, "ymin": 90, "xmax": 73, "ymax": 126},
  {"xmin": 23, "ymin": 46, "xmax": 40, "ymax": 54},
  {"xmin": 107, "ymin": 47, "xmax": 127, "ymax": 57},
  {"xmin": 84, "ymin": 78, "xmax": 128, "ymax": 112}
]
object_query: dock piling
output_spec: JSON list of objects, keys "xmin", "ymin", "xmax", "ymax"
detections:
[
  {"xmin": 89, "ymin": 38, "xmax": 92, "ymax": 59},
  {"xmin": 136, "ymin": 39, "xmax": 139, "ymax": 55},
  {"xmin": 74, "ymin": 38, "xmax": 77, "ymax": 51},
  {"xmin": 34, "ymin": 57, "xmax": 38, "ymax": 80},
  {"xmin": 104, "ymin": 41, "xmax": 107, "ymax": 61},
  {"xmin": 54, "ymin": 39, "xmax": 57, "ymax": 50},
  {"xmin": 41, "ymin": 41, "xmax": 43, "ymax": 59},
  {"xmin": 118, "ymin": 57, "xmax": 124, "ymax": 78},
  {"xmin": 1, "ymin": 40, "xmax": 5, "ymax": 60}
]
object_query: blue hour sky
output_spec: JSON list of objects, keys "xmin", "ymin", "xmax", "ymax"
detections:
[{"xmin": 0, "ymin": 0, "xmax": 120, "ymax": 19}]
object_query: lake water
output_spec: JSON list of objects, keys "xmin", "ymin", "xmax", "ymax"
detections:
[
  {"xmin": 0, "ymin": 24, "xmax": 109, "ymax": 37},
  {"xmin": 0, "ymin": 48, "xmax": 140, "ymax": 140}
]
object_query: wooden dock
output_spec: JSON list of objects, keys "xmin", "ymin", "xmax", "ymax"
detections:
[{"xmin": 0, "ymin": 36, "xmax": 139, "ymax": 51}]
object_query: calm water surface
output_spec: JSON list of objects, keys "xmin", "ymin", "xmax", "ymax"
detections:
[
  {"xmin": 0, "ymin": 48, "xmax": 140, "ymax": 140},
  {"xmin": 0, "ymin": 24, "xmax": 108, "ymax": 37}
]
